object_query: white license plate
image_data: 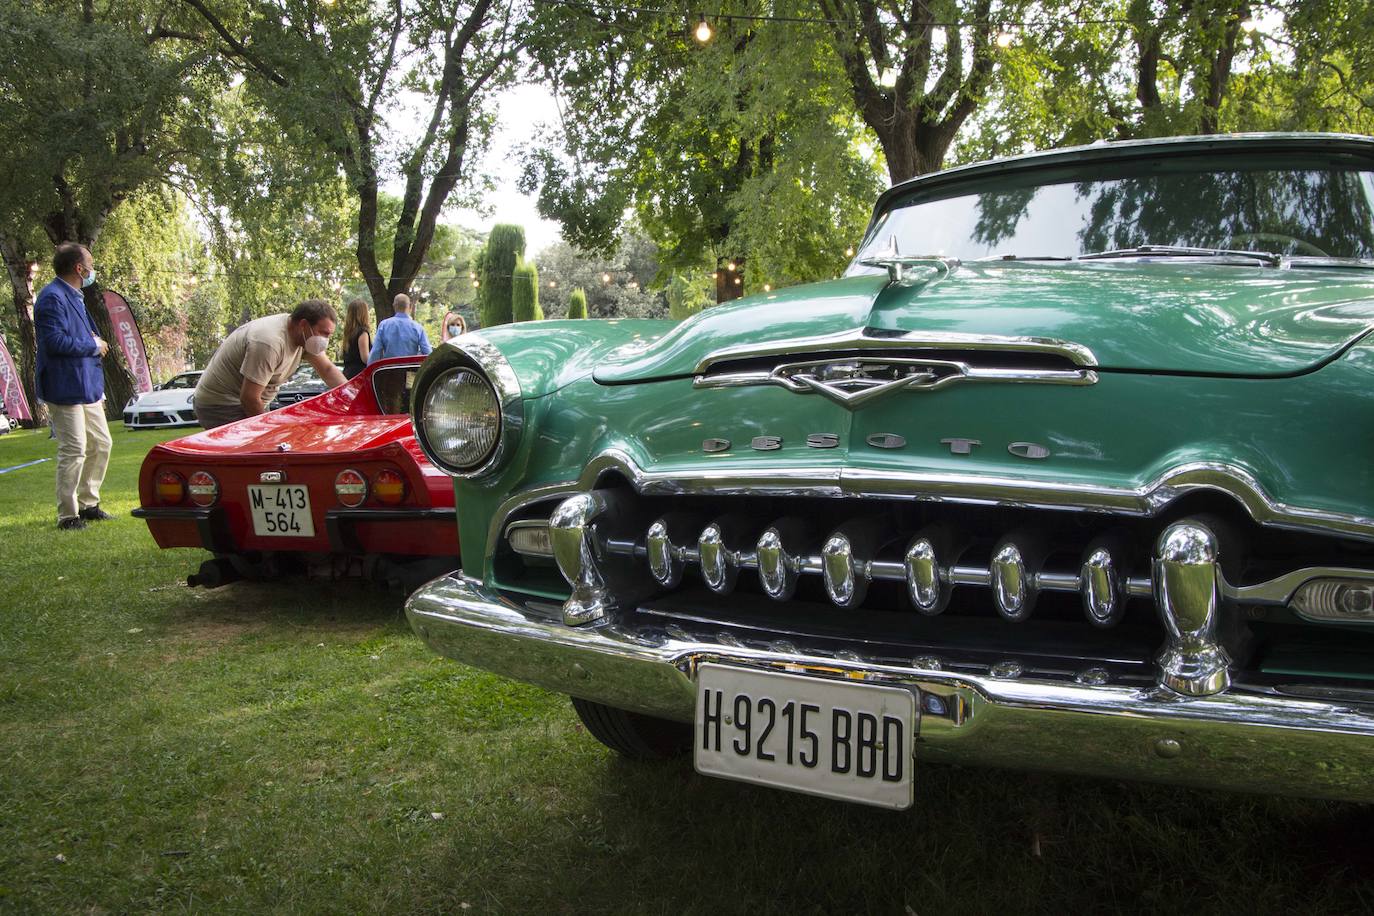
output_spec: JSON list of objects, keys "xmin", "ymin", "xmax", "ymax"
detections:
[
  {"xmin": 247, "ymin": 485, "xmax": 315, "ymax": 537},
  {"xmin": 694, "ymin": 663, "xmax": 917, "ymax": 809}
]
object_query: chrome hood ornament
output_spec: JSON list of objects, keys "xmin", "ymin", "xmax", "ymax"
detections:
[{"xmin": 859, "ymin": 236, "xmax": 960, "ymax": 287}]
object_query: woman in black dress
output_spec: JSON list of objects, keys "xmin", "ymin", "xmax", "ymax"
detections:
[{"xmin": 341, "ymin": 298, "xmax": 372, "ymax": 379}]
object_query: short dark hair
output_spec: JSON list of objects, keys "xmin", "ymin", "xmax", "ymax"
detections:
[
  {"xmin": 290, "ymin": 299, "xmax": 337, "ymax": 325},
  {"xmin": 52, "ymin": 243, "xmax": 88, "ymax": 277}
]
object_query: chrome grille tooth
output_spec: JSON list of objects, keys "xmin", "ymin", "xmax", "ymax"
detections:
[
  {"xmin": 646, "ymin": 519, "xmax": 679, "ymax": 588},
  {"xmin": 904, "ymin": 525, "xmax": 965, "ymax": 615},
  {"xmin": 821, "ymin": 519, "xmax": 886, "ymax": 608},
  {"xmin": 1082, "ymin": 539, "xmax": 1125, "ymax": 628},
  {"xmin": 991, "ymin": 532, "xmax": 1046, "ymax": 622},
  {"xmin": 645, "ymin": 512, "xmax": 707, "ymax": 588},
  {"xmin": 698, "ymin": 514, "xmax": 753, "ymax": 595},
  {"xmin": 756, "ymin": 517, "xmax": 811, "ymax": 601}
]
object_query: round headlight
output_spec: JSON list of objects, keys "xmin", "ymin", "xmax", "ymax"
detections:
[{"xmin": 422, "ymin": 368, "xmax": 500, "ymax": 471}]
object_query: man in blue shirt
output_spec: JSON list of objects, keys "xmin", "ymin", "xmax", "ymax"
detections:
[
  {"xmin": 368, "ymin": 294, "xmax": 432, "ymax": 363},
  {"xmin": 35, "ymin": 243, "xmax": 114, "ymax": 530}
]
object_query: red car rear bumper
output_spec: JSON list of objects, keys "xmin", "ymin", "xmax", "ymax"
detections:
[{"xmin": 134, "ymin": 505, "xmax": 458, "ymax": 557}]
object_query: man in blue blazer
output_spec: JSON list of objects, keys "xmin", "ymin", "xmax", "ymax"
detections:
[{"xmin": 35, "ymin": 243, "xmax": 113, "ymax": 530}]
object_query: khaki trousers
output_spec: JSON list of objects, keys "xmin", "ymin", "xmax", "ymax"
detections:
[{"xmin": 45, "ymin": 399, "xmax": 113, "ymax": 521}]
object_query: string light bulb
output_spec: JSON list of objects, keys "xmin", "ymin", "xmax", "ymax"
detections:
[
  {"xmin": 726, "ymin": 261, "xmax": 736, "ymax": 271},
  {"xmin": 845, "ymin": 246, "xmax": 855, "ymax": 257},
  {"xmin": 763, "ymin": 283, "xmax": 771, "ymax": 292},
  {"xmin": 602, "ymin": 272, "xmax": 611, "ymax": 283},
  {"xmin": 548, "ymin": 280, "xmax": 557, "ymax": 288},
  {"xmin": 995, "ymin": 27, "xmax": 1015, "ymax": 49},
  {"xmin": 1239, "ymin": 16, "xmax": 1258, "ymax": 32},
  {"xmin": 694, "ymin": 15, "xmax": 712, "ymax": 43}
]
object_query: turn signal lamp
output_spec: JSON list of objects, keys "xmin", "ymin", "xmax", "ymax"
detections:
[
  {"xmin": 373, "ymin": 468, "xmax": 407, "ymax": 505},
  {"xmin": 156, "ymin": 470, "xmax": 186, "ymax": 505},
  {"xmin": 187, "ymin": 470, "xmax": 220, "ymax": 507},
  {"xmin": 334, "ymin": 469, "xmax": 368, "ymax": 508},
  {"xmin": 506, "ymin": 521, "xmax": 554, "ymax": 558},
  {"xmin": 1291, "ymin": 579, "xmax": 1374, "ymax": 623}
]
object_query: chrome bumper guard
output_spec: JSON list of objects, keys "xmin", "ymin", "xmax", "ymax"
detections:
[{"xmin": 407, "ymin": 572, "xmax": 1374, "ymax": 802}]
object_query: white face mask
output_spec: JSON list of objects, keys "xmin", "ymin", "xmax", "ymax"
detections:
[{"xmin": 303, "ymin": 326, "xmax": 329, "ymax": 356}]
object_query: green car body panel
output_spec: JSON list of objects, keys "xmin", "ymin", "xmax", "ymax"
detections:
[{"xmin": 406, "ymin": 134, "xmax": 1374, "ymax": 804}]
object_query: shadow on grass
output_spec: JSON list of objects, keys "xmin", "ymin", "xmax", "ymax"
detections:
[
  {"xmin": 156, "ymin": 576, "xmax": 413, "ymax": 647},
  {"xmin": 418, "ymin": 737, "xmax": 1374, "ymax": 914}
]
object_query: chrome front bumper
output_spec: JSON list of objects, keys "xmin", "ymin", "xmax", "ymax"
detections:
[{"xmin": 406, "ymin": 573, "xmax": 1374, "ymax": 802}]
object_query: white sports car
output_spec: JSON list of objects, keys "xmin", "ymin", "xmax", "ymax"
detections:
[{"xmin": 123, "ymin": 371, "xmax": 203, "ymax": 429}]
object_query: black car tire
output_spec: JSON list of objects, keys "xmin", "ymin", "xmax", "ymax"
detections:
[{"xmin": 570, "ymin": 697, "xmax": 692, "ymax": 760}]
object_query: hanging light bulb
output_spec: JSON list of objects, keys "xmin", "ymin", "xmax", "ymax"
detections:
[
  {"xmin": 694, "ymin": 15, "xmax": 712, "ymax": 43},
  {"xmin": 995, "ymin": 27, "xmax": 1015, "ymax": 49},
  {"xmin": 763, "ymin": 283, "xmax": 771, "ymax": 292},
  {"xmin": 726, "ymin": 261, "xmax": 736, "ymax": 272},
  {"xmin": 845, "ymin": 246, "xmax": 855, "ymax": 257},
  {"xmin": 548, "ymin": 280, "xmax": 557, "ymax": 288},
  {"xmin": 601, "ymin": 272, "xmax": 611, "ymax": 283},
  {"xmin": 1239, "ymin": 16, "xmax": 1258, "ymax": 33}
]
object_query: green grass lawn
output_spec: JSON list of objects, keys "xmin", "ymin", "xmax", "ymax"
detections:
[{"xmin": 1, "ymin": 425, "xmax": 1371, "ymax": 914}]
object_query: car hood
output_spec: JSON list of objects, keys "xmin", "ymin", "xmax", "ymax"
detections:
[
  {"xmin": 594, "ymin": 263, "xmax": 1374, "ymax": 382},
  {"xmin": 160, "ymin": 405, "xmax": 412, "ymax": 457}
]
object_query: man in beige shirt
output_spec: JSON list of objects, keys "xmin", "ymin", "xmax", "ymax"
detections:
[{"xmin": 194, "ymin": 299, "xmax": 346, "ymax": 429}]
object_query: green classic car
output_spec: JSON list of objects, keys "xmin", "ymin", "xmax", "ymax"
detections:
[{"xmin": 405, "ymin": 133, "xmax": 1374, "ymax": 809}]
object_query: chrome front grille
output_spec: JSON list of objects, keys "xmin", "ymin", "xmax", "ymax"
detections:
[
  {"xmin": 602, "ymin": 525, "xmax": 1154, "ymax": 624},
  {"xmin": 500, "ymin": 487, "xmax": 1374, "ymax": 697}
]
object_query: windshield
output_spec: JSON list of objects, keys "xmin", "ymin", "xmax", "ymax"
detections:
[
  {"xmin": 850, "ymin": 160, "xmax": 1374, "ymax": 268},
  {"xmin": 161, "ymin": 373, "xmax": 199, "ymax": 390}
]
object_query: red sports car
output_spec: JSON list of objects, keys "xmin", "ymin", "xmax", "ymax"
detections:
[{"xmin": 134, "ymin": 355, "xmax": 458, "ymax": 588}]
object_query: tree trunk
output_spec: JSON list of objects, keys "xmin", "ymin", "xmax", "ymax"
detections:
[
  {"xmin": 715, "ymin": 257, "xmax": 745, "ymax": 303},
  {"xmin": 0, "ymin": 237, "xmax": 47, "ymax": 426},
  {"xmin": 83, "ymin": 282, "xmax": 136, "ymax": 420}
]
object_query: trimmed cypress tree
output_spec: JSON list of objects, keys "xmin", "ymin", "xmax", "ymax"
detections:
[
  {"xmin": 478, "ymin": 223, "xmax": 525, "ymax": 327},
  {"xmin": 512, "ymin": 258, "xmax": 543, "ymax": 322},
  {"xmin": 566, "ymin": 287, "xmax": 587, "ymax": 319}
]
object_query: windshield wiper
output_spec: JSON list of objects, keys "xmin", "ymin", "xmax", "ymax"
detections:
[
  {"xmin": 971, "ymin": 254, "xmax": 1073, "ymax": 262},
  {"xmin": 1079, "ymin": 244, "xmax": 1284, "ymax": 267},
  {"xmin": 1286, "ymin": 256, "xmax": 1374, "ymax": 270}
]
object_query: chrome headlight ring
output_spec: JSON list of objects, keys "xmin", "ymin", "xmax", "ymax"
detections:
[{"xmin": 413, "ymin": 334, "xmax": 523, "ymax": 479}]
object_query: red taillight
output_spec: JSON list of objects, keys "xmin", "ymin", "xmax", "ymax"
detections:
[
  {"xmin": 156, "ymin": 470, "xmax": 186, "ymax": 505},
  {"xmin": 334, "ymin": 469, "xmax": 368, "ymax": 508},
  {"xmin": 373, "ymin": 468, "xmax": 407, "ymax": 505},
  {"xmin": 187, "ymin": 470, "xmax": 220, "ymax": 507}
]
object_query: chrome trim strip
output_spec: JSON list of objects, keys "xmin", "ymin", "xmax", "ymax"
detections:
[
  {"xmin": 690, "ymin": 329, "xmax": 1099, "ymax": 375},
  {"xmin": 406, "ymin": 574, "xmax": 1374, "ymax": 802},
  {"xmin": 574, "ymin": 451, "xmax": 1374, "ymax": 543}
]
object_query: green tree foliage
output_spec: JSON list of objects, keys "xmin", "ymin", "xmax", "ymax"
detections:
[
  {"xmin": 955, "ymin": 3, "xmax": 1374, "ymax": 164},
  {"xmin": 522, "ymin": 2, "xmax": 881, "ymax": 301},
  {"xmin": 666, "ymin": 272, "xmax": 712, "ymax": 321},
  {"xmin": 511, "ymin": 259, "xmax": 543, "ymax": 322},
  {"xmin": 479, "ymin": 224, "xmax": 525, "ymax": 327},
  {"xmin": 566, "ymin": 288, "xmax": 588, "ymax": 319},
  {"xmin": 535, "ymin": 228, "xmax": 668, "ymax": 320},
  {"xmin": 96, "ymin": 190, "xmax": 225, "ymax": 379},
  {"xmin": 0, "ymin": 0, "xmax": 226, "ymax": 417},
  {"xmin": 182, "ymin": 0, "xmax": 521, "ymax": 320}
]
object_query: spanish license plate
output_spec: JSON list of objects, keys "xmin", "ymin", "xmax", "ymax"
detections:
[
  {"xmin": 694, "ymin": 663, "xmax": 917, "ymax": 809},
  {"xmin": 247, "ymin": 485, "xmax": 315, "ymax": 537}
]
